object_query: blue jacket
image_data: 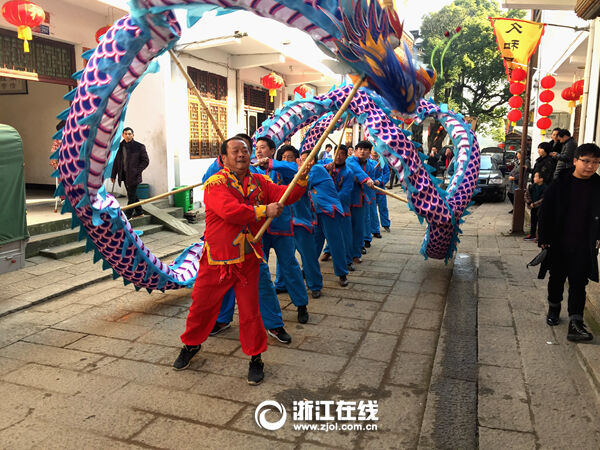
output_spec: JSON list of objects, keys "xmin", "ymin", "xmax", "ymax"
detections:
[
  {"xmin": 254, "ymin": 159, "xmax": 298, "ymax": 236},
  {"xmin": 318, "ymin": 159, "xmax": 353, "ymax": 215},
  {"xmin": 347, "ymin": 156, "xmax": 377, "ymax": 207},
  {"xmin": 307, "ymin": 164, "xmax": 344, "ymax": 218}
]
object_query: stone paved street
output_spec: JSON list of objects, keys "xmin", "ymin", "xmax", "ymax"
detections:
[{"xmin": 1, "ymin": 192, "xmax": 600, "ymax": 449}]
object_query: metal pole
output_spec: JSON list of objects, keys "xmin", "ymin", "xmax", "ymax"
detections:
[
  {"xmin": 253, "ymin": 76, "xmax": 366, "ymax": 242},
  {"xmin": 511, "ymin": 9, "xmax": 540, "ymax": 234}
]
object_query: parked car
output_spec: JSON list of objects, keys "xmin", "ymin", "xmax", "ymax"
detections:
[
  {"xmin": 481, "ymin": 147, "xmax": 508, "ymax": 175},
  {"xmin": 442, "ymin": 154, "xmax": 506, "ymax": 202}
]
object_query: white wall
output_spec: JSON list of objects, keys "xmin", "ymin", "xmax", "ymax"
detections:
[{"xmin": 0, "ymin": 81, "xmax": 70, "ymax": 184}]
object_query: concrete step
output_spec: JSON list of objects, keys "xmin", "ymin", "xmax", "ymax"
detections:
[
  {"xmin": 38, "ymin": 223, "xmax": 164, "ymax": 259},
  {"xmin": 26, "ymin": 215, "xmax": 152, "ymax": 258}
]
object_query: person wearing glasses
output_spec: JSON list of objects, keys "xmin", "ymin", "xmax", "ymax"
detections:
[{"xmin": 538, "ymin": 143, "xmax": 600, "ymax": 341}]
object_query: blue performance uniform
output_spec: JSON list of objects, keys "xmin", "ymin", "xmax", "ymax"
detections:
[
  {"xmin": 255, "ymin": 159, "xmax": 309, "ymax": 308},
  {"xmin": 275, "ymin": 180, "xmax": 322, "ymax": 292},
  {"xmin": 372, "ymin": 159, "xmax": 391, "ymax": 233},
  {"xmin": 202, "ymin": 157, "xmax": 285, "ymax": 330},
  {"xmin": 307, "ymin": 165, "xmax": 349, "ymax": 278},
  {"xmin": 346, "ymin": 156, "xmax": 377, "ymax": 259}
]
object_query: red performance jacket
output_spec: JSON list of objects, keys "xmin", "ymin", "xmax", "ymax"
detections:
[{"xmin": 202, "ymin": 167, "xmax": 307, "ymax": 265}]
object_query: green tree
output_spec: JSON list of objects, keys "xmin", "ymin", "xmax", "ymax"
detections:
[{"xmin": 420, "ymin": 0, "xmax": 525, "ymax": 133}]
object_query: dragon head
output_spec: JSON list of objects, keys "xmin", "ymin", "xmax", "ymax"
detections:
[{"xmin": 329, "ymin": 0, "xmax": 436, "ymax": 115}]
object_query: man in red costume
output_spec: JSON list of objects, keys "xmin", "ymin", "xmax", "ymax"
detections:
[{"xmin": 173, "ymin": 136, "xmax": 308, "ymax": 385}]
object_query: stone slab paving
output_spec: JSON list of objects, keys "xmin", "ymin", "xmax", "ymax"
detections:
[
  {"xmin": 0, "ymin": 188, "xmax": 452, "ymax": 449},
  {"xmin": 1, "ymin": 192, "xmax": 600, "ymax": 449}
]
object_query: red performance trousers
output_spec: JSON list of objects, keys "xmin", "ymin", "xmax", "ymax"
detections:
[{"xmin": 180, "ymin": 252, "xmax": 267, "ymax": 356}]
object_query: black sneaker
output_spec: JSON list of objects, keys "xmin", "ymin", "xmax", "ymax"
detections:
[
  {"xmin": 361, "ymin": 247, "xmax": 367, "ymax": 255},
  {"xmin": 320, "ymin": 252, "xmax": 331, "ymax": 262},
  {"xmin": 311, "ymin": 290, "xmax": 321, "ymax": 299},
  {"xmin": 364, "ymin": 241, "xmax": 371, "ymax": 248},
  {"xmin": 347, "ymin": 263, "xmax": 356, "ymax": 272},
  {"xmin": 298, "ymin": 305, "xmax": 309, "ymax": 323},
  {"xmin": 546, "ymin": 307, "xmax": 560, "ymax": 326},
  {"xmin": 267, "ymin": 327, "xmax": 292, "ymax": 344},
  {"xmin": 353, "ymin": 257, "xmax": 362, "ymax": 265},
  {"xmin": 248, "ymin": 355, "xmax": 264, "ymax": 385},
  {"xmin": 383, "ymin": 226, "xmax": 390, "ymax": 232},
  {"xmin": 339, "ymin": 275, "xmax": 349, "ymax": 287},
  {"xmin": 275, "ymin": 287, "xmax": 288, "ymax": 295},
  {"xmin": 172, "ymin": 344, "xmax": 201, "ymax": 370},
  {"xmin": 567, "ymin": 320, "xmax": 594, "ymax": 342},
  {"xmin": 373, "ymin": 233, "xmax": 382, "ymax": 239},
  {"xmin": 209, "ymin": 322, "xmax": 231, "ymax": 336}
]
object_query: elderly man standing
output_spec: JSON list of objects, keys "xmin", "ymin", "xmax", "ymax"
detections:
[{"xmin": 173, "ymin": 136, "xmax": 308, "ymax": 385}]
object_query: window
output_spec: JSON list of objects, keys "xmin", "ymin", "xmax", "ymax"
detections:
[
  {"xmin": 0, "ymin": 28, "xmax": 75, "ymax": 85},
  {"xmin": 187, "ymin": 67, "xmax": 228, "ymax": 158},
  {"xmin": 244, "ymin": 84, "xmax": 273, "ymax": 112}
]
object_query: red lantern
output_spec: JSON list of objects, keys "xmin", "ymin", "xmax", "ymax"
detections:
[
  {"xmin": 293, "ymin": 84, "xmax": 310, "ymax": 98},
  {"xmin": 539, "ymin": 90, "xmax": 554, "ymax": 103},
  {"xmin": 540, "ymin": 75, "xmax": 556, "ymax": 90},
  {"xmin": 261, "ymin": 72, "xmax": 284, "ymax": 102},
  {"xmin": 507, "ymin": 109, "xmax": 522, "ymax": 123},
  {"xmin": 509, "ymin": 82, "xmax": 525, "ymax": 96},
  {"xmin": 538, "ymin": 104, "xmax": 553, "ymax": 117},
  {"xmin": 509, "ymin": 145, "xmax": 515, "ymax": 150},
  {"xmin": 508, "ymin": 95, "xmax": 523, "ymax": 109},
  {"xmin": 1, "ymin": 0, "xmax": 45, "ymax": 52},
  {"xmin": 561, "ymin": 87, "xmax": 574, "ymax": 101},
  {"xmin": 537, "ymin": 117, "xmax": 551, "ymax": 131},
  {"xmin": 572, "ymin": 79, "xmax": 584, "ymax": 98},
  {"xmin": 498, "ymin": 142, "xmax": 505, "ymax": 149},
  {"xmin": 95, "ymin": 25, "xmax": 111, "ymax": 43},
  {"xmin": 510, "ymin": 68, "xmax": 527, "ymax": 83}
]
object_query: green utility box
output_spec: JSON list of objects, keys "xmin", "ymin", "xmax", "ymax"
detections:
[
  {"xmin": 172, "ymin": 186, "xmax": 193, "ymax": 212},
  {"xmin": 136, "ymin": 183, "xmax": 150, "ymax": 199}
]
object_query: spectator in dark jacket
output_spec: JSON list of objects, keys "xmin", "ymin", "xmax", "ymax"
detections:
[
  {"xmin": 531, "ymin": 142, "xmax": 555, "ymax": 185},
  {"xmin": 111, "ymin": 127, "xmax": 149, "ymax": 218},
  {"xmin": 524, "ymin": 171, "xmax": 547, "ymax": 241},
  {"xmin": 427, "ymin": 146, "xmax": 440, "ymax": 176},
  {"xmin": 549, "ymin": 127, "xmax": 562, "ymax": 157},
  {"xmin": 538, "ymin": 143, "xmax": 600, "ymax": 341},
  {"xmin": 553, "ymin": 129, "xmax": 577, "ymax": 178}
]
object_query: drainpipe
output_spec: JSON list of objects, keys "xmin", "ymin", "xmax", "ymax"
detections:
[{"xmin": 579, "ymin": 18, "xmax": 599, "ymax": 144}]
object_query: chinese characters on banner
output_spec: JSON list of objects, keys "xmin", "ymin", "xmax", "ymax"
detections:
[{"xmin": 489, "ymin": 17, "xmax": 545, "ymax": 79}]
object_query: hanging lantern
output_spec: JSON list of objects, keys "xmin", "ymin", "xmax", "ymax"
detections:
[
  {"xmin": 509, "ymin": 145, "xmax": 516, "ymax": 151},
  {"xmin": 561, "ymin": 87, "xmax": 578, "ymax": 110},
  {"xmin": 572, "ymin": 79, "xmax": 584, "ymax": 102},
  {"xmin": 508, "ymin": 95, "xmax": 523, "ymax": 109},
  {"xmin": 1, "ymin": 0, "xmax": 45, "ymax": 52},
  {"xmin": 539, "ymin": 89, "xmax": 554, "ymax": 103},
  {"xmin": 507, "ymin": 109, "xmax": 522, "ymax": 124},
  {"xmin": 293, "ymin": 84, "xmax": 310, "ymax": 98},
  {"xmin": 95, "ymin": 25, "xmax": 111, "ymax": 43},
  {"xmin": 510, "ymin": 68, "xmax": 527, "ymax": 83},
  {"xmin": 540, "ymin": 75, "xmax": 556, "ymax": 90},
  {"xmin": 509, "ymin": 82, "xmax": 525, "ymax": 96},
  {"xmin": 261, "ymin": 72, "xmax": 284, "ymax": 102},
  {"xmin": 498, "ymin": 142, "xmax": 505, "ymax": 149},
  {"xmin": 537, "ymin": 117, "xmax": 551, "ymax": 130},
  {"xmin": 538, "ymin": 104, "xmax": 553, "ymax": 117}
]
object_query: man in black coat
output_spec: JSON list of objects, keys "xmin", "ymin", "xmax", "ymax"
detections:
[
  {"xmin": 553, "ymin": 129, "xmax": 577, "ymax": 178},
  {"xmin": 111, "ymin": 127, "xmax": 149, "ymax": 218},
  {"xmin": 538, "ymin": 143, "xmax": 600, "ymax": 341}
]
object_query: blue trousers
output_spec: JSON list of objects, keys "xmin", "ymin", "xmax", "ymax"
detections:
[
  {"xmin": 377, "ymin": 194, "xmax": 390, "ymax": 228},
  {"xmin": 315, "ymin": 212, "xmax": 349, "ymax": 278},
  {"xmin": 216, "ymin": 262, "xmax": 285, "ymax": 330},
  {"xmin": 263, "ymin": 233, "xmax": 308, "ymax": 307},
  {"xmin": 276, "ymin": 226, "xmax": 322, "ymax": 292},
  {"xmin": 364, "ymin": 199, "xmax": 373, "ymax": 243},
  {"xmin": 350, "ymin": 204, "xmax": 368, "ymax": 259},
  {"xmin": 324, "ymin": 214, "xmax": 353, "ymax": 265}
]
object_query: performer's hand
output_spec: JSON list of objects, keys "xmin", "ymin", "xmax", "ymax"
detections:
[
  {"xmin": 366, "ymin": 179, "xmax": 374, "ymax": 188},
  {"xmin": 110, "ymin": 178, "xmax": 115, "ymax": 183},
  {"xmin": 298, "ymin": 160, "xmax": 313, "ymax": 179},
  {"xmin": 266, "ymin": 203, "xmax": 284, "ymax": 218},
  {"xmin": 257, "ymin": 157, "xmax": 270, "ymax": 167},
  {"xmin": 324, "ymin": 162, "xmax": 333, "ymax": 171}
]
